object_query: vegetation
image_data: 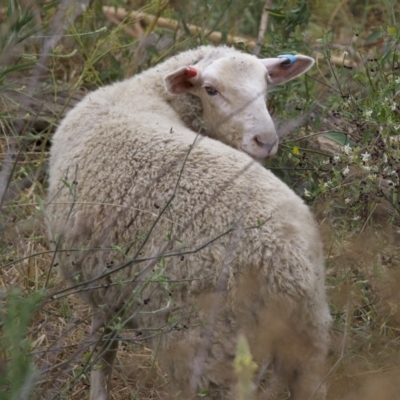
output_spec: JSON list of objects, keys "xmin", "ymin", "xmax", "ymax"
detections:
[{"xmin": 0, "ymin": 0, "xmax": 399, "ymax": 398}]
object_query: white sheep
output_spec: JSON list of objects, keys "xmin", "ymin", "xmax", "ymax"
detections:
[
  {"xmin": 46, "ymin": 45, "xmax": 330, "ymax": 400},
  {"xmin": 161, "ymin": 47, "xmax": 314, "ymax": 159}
]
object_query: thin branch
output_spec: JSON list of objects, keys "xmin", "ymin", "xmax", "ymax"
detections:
[
  {"xmin": 0, "ymin": 0, "xmax": 90, "ymax": 208},
  {"xmin": 254, "ymin": 0, "xmax": 273, "ymax": 56},
  {"xmin": 102, "ymin": 6, "xmax": 257, "ymax": 49}
]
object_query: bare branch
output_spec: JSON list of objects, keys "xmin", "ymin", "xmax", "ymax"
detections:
[
  {"xmin": 0, "ymin": 0, "xmax": 90, "ymax": 208},
  {"xmin": 254, "ymin": 0, "xmax": 273, "ymax": 56},
  {"xmin": 102, "ymin": 6, "xmax": 257, "ymax": 49}
]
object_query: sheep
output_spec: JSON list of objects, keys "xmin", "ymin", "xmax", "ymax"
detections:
[
  {"xmin": 161, "ymin": 47, "xmax": 314, "ymax": 159},
  {"xmin": 46, "ymin": 45, "xmax": 330, "ymax": 400}
]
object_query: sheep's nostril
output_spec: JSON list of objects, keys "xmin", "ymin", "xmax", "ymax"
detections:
[
  {"xmin": 253, "ymin": 135, "xmax": 271, "ymax": 149},
  {"xmin": 253, "ymin": 135, "xmax": 267, "ymax": 147},
  {"xmin": 252, "ymin": 135, "xmax": 278, "ymax": 154}
]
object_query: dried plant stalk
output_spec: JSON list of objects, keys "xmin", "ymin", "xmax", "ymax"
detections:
[{"xmin": 102, "ymin": 6, "xmax": 257, "ymax": 48}]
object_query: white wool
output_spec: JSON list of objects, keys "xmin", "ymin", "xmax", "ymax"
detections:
[{"xmin": 47, "ymin": 45, "xmax": 328, "ymax": 400}]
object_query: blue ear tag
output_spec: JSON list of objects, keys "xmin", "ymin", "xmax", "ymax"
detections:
[{"xmin": 277, "ymin": 54, "xmax": 297, "ymax": 66}]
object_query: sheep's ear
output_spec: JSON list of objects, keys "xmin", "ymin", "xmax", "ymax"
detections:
[
  {"xmin": 260, "ymin": 55, "xmax": 315, "ymax": 86},
  {"xmin": 164, "ymin": 66, "xmax": 200, "ymax": 95}
]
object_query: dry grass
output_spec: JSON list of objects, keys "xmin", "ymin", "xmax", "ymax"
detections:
[{"xmin": 4, "ymin": 213, "xmax": 400, "ymax": 398}]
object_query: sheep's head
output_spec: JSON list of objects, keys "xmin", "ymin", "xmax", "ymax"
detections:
[{"xmin": 164, "ymin": 51, "xmax": 314, "ymax": 160}]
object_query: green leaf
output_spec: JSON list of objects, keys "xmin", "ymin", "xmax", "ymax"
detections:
[
  {"xmin": 0, "ymin": 61, "xmax": 36, "ymax": 83},
  {"xmin": 221, "ymin": 30, "xmax": 228, "ymax": 45},
  {"xmin": 42, "ymin": 0, "xmax": 60, "ymax": 11},
  {"xmin": 265, "ymin": 9, "xmax": 286, "ymax": 18},
  {"xmin": 181, "ymin": 18, "xmax": 191, "ymax": 37},
  {"xmin": 36, "ymin": 194, "xmax": 44, "ymax": 211},
  {"xmin": 323, "ymin": 132, "xmax": 354, "ymax": 147},
  {"xmin": 365, "ymin": 30, "xmax": 382, "ymax": 44}
]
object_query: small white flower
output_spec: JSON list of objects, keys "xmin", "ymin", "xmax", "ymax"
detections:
[
  {"xmin": 393, "ymin": 125, "xmax": 400, "ymax": 131},
  {"xmin": 391, "ymin": 103, "xmax": 397, "ymax": 111},
  {"xmin": 334, "ymin": 155, "xmax": 340, "ymax": 162},
  {"xmin": 364, "ymin": 109, "xmax": 373, "ymax": 117},
  {"xmin": 383, "ymin": 153, "xmax": 388, "ymax": 163},
  {"xmin": 343, "ymin": 144, "xmax": 352, "ymax": 154},
  {"xmin": 345, "ymin": 197, "xmax": 351, "ymax": 204},
  {"xmin": 363, "ymin": 165, "xmax": 371, "ymax": 171},
  {"xmin": 342, "ymin": 166, "xmax": 350, "ymax": 175},
  {"xmin": 368, "ymin": 174, "xmax": 377, "ymax": 180},
  {"xmin": 323, "ymin": 180, "xmax": 332, "ymax": 188},
  {"xmin": 396, "ymin": 77, "xmax": 400, "ymax": 84},
  {"xmin": 353, "ymin": 215, "xmax": 360, "ymax": 221},
  {"xmin": 385, "ymin": 97, "xmax": 390, "ymax": 102},
  {"xmin": 304, "ymin": 188, "xmax": 312, "ymax": 198},
  {"xmin": 390, "ymin": 170, "xmax": 398, "ymax": 176},
  {"xmin": 361, "ymin": 152, "xmax": 371, "ymax": 162}
]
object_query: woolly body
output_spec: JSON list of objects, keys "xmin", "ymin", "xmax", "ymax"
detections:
[{"xmin": 47, "ymin": 46, "xmax": 330, "ymax": 399}]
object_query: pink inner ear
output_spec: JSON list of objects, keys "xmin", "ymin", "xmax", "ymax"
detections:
[{"xmin": 185, "ymin": 66, "xmax": 197, "ymax": 78}]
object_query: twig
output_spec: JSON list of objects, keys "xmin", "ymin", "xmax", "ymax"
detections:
[
  {"xmin": 129, "ymin": 0, "xmax": 171, "ymax": 73},
  {"xmin": 102, "ymin": 6, "xmax": 257, "ymax": 49},
  {"xmin": 0, "ymin": 0, "xmax": 90, "ymax": 208},
  {"xmin": 276, "ymin": 102, "xmax": 318, "ymax": 140},
  {"xmin": 104, "ymin": 10, "xmax": 142, "ymax": 38},
  {"xmin": 254, "ymin": 0, "xmax": 273, "ymax": 56},
  {"xmin": 103, "ymin": 5, "xmax": 358, "ymax": 70}
]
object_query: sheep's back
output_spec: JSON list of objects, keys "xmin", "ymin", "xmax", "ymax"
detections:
[{"xmin": 47, "ymin": 104, "xmax": 324, "ymax": 323}]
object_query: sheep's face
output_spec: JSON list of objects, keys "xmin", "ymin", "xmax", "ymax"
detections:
[{"xmin": 164, "ymin": 51, "xmax": 314, "ymax": 160}]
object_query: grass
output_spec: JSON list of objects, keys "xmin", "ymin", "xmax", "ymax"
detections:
[{"xmin": 1, "ymin": 0, "xmax": 400, "ymax": 398}]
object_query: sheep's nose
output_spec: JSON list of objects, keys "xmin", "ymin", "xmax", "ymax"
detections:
[
  {"xmin": 254, "ymin": 135, "xmax": 268, "ymax": 146},
  {"xmin": 253, "ymin": 135, "xmax": 277, "ymax": 151}
]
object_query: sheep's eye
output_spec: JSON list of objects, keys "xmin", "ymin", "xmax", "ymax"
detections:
[{"xmin": 204, "ymin": 85, "xmax": 218, "ymax": 96}]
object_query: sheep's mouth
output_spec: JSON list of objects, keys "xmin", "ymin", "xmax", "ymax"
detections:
[{"xmin": 239, "ymin": 146, "xmax": 266, "ymax": 162}]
